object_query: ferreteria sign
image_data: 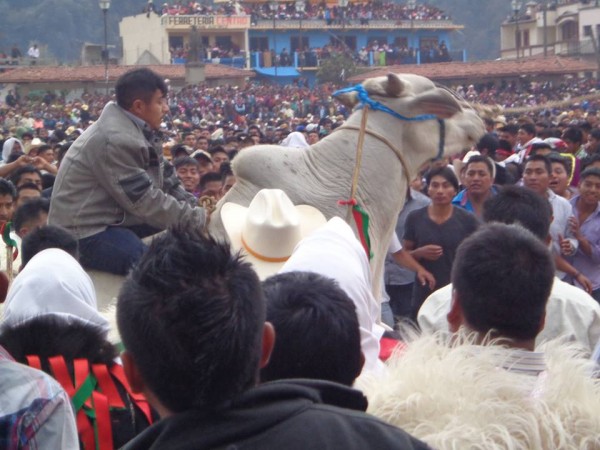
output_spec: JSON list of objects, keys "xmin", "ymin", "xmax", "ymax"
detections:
[{"xmin": 161, "ymin": 15, "xmax": 251, "ymax": 29}]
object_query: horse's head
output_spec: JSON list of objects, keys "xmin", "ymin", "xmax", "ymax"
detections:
[{"xmin": 336, "ymin": 73, "xmax": 486, "ymax": 163}]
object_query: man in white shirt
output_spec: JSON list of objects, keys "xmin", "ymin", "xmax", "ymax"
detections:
[
  {"xmin": 27, "ymin": 44, "xmax": 39, "ymax": 65},
  {"xmin": 418, "ymin": 186, "xmax": 600, "ymax": 354}
]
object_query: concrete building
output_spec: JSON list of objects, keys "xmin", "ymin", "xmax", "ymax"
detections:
[{"xmin": 501, "ymin": 0, "xmax": 600, "ymax": 61}]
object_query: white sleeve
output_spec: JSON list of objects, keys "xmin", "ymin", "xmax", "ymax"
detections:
[{"xmin": 388, "ymin": 232, "xmax": 402, "ymax": 254}]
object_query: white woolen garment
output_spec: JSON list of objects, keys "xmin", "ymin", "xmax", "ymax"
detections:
[
  {"xmin": 1, "ymin": 248, "xmax": 110, "ymax": 334},
  {"xmin": 279, "ymin": 217, "xmax": 385, "ymax": 374}
]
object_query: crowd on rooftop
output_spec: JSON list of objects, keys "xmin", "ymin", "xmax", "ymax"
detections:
[{"xmin": 156, "ymin": 0, "xmax": 451, "ymax": 23}]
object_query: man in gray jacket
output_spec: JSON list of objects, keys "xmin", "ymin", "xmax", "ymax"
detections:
[{"xmin": 49, "ymin": 68, "xmax": 205, "ymax": 275}]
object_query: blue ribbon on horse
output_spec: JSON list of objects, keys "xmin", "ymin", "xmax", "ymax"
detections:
[{"xmin": 333, "ymin": 84, "xmax": 437, "ymax": 122}]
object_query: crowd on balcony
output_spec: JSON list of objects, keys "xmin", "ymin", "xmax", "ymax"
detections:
[{"xmin": 158, "ymin": 0, "xmax": 451, "ymax": 23}]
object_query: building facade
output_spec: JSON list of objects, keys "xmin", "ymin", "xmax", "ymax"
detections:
[
  {"xmin": 120, "ymin": 1, "xmax": 465, "ymax": 83},
  {"xmin": 501, "ymin": 0, "xmax": 600, "ymax": 60}
]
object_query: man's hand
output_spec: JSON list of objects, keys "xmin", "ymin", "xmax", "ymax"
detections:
[
  {"xmin": 416, "ymin": 269, "xmax": 436, "ymax": 290},
  {"xmin": 568, "ymin": 216, "xmax": 582, "ymax": 241},
  {"xmin": 414, "ymin": 244, "xmax": 443, "ymax": 261},
  {"xmin": 558, "ymin": 233, "xmax": 575, "ymax": 256},
  {"xmin": 575, "ymin": 272, "xmax": 593, "ymax": 294}
]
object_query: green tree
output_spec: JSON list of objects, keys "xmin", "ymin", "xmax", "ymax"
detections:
[{"xmin": 317, "ymin": 53, "xmax": 358, "ymax": 84}]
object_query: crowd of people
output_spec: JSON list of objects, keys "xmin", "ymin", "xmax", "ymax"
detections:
[
  {"xmin": 157, "ymin": 0, "xmax": 451, "ymax": 23},
  {"xmin": 1, "ymin": 67, "xmax": 600, "ymax": 448}
]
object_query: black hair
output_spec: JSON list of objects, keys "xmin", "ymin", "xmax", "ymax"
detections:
[
  {"xmin": 17, "ymin": 182, "xmax": 41, "ymax": 195},
  {"xmin": 562, "ymin": 127, "xmax": 583, "ymax": 145},
  {"xmin": 525, "ymin": 154, "xmax": 552, "ymax": 175},
  {"xmin": 475, "ymin": 134, "xmax": 499, "ymax": 155},
  {"xmin": 519, "ymin": 123, "xmax": 536, "ymax": 137},
  {"xmin": 21, "ymin": 225, "xmax": 79, "ymax": 267},
  {"xmin": 13, "ymin": 197, "xmax": 49, "ymax": 235},
  {"xmin": 579, "ymin": 167, "xmax": 600, "ymax": 182},
  {"xmin": 260, "ymin": 272, "xmax": 362, "ymax": 386},
  {"xmin": 115, "ymin": 68, "xmax": 168, "ymax": 110},
  {"xmin": 452, "ymin": 223, "xmax": 554, "ymax": 341},
  {"xmin": 483, "ymin": 185, "xmax": 552, "ymax": 241},
  {"xmin": 173, "ymin": 156, "xmax": 199, "ymax": 169},
  {"xmin": 582, "ymin": 153, "xmax": 600, "ymax": 171},
  {"xmin": 547, "ymin": 152, "xmax": 572, "ymax": 177},
  {"xmin": 425, "ymin": 165, "xmax": 459, "ymax": 193},
  {"xmin": 9, "ymin": 165, "xmax": 42, "ymax": 187},
  {"xmin": 465, "ymin": 154, "xmax": 494, "ymax": 175},
  {"xmin": 199, "ymin": 172, "xmax": 222, "ymax": 190},
  {"xmin": 498, "ymin": 124, "xmax": 519, "ymax": 135},
  {"xmin": 0, "ymin": 178, "xmax": 16, "ymax": 199},
  {"xmin": 117, "ymin": 228, "xmax": 265, "ymax": 412}
]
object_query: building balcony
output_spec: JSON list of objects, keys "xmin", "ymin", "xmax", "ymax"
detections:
[{"xmin": 251, "ymin": 18, "xmax": 462, "ymax": 30}]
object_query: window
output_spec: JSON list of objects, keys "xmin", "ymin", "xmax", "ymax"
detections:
[
  {"xmin": 169, "ymin": 35, "xmax": 184, "ymax": 50},
  {"xmin": 562, "ymin": 21, "xmax": 578, "ymax": 41},
  {"xmin": 215, "ymin": 36, "xmax": 232, "ymax": 49},
  {"xmin": 290, "ymin": 36, "xmax": 309, "ymax": 52},
  {"xmin": 584, "ymin": 25, "xmax": 592, "ymax": 37},
  {"xmin": 394, "ymin": 37, "xmax": 408, "ymax": 48},
  {"xmin": 523, "ymin": 30, "xmax": 529, "ymax": 47},
  {"xmin": 250, "ymin": 37, "xmax": 269, "ymax": 51}
]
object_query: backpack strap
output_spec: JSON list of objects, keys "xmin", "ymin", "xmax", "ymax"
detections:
[{"xmin": 109, "ymin": 364, "xmax": 153, "ymax": 424}]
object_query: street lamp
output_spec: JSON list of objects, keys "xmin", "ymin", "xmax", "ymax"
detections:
[
  {"xmin": 511, "ymin": 0, "xmax": 522, "ymax": 60},
  {"xmin": 99, "ymin": 0, "xmax": 111, "ymax": 94}
]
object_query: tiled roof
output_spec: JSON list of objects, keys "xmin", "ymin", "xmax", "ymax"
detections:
[
  {"xmin": 348, "ymin": 56, "xmax": 596, "ymax": 83},
  {"xmin": 0, "ymin": 64, "xmax": 254, "ymax": 83}
]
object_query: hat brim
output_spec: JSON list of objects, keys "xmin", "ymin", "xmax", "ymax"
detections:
[{"xmin": 221, "ymin": 201, "xmax": 327, "ymax": 280}]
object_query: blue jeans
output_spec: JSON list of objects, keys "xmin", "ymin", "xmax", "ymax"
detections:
[{"xmin": 78, "ymin": 225, "xmax": 158, "ymax": 275}]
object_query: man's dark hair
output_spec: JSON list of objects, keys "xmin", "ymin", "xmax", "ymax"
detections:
[
  {"xmin": 260, "ymin": 272, "xmax": 362, "ymax": 386},
  {"xmin": 562, "ymin": 127, "xmax": 583, "ymax": 145},
  {"xmin": 547, "ymin": 152, "xmax": 572, "ymax": 177},
  {"xmin": 199, "ymin": 172, "xmax": 221, "ymax": 190},
  {"xmin": 9, "ymin": 165, "xmax": 42, "ymax": 187},
  {"xmin": 483, "ymin": 185, "xmax": 552, "ymax": 241},
  {"xmin": 498, "ymin": 124, "xmax": 519, "ymax": 135},
  {"xmin": 117, "ymin": 228, "xmax": 265, "ymax": 413},
  {"xmin": 115, "ymin": 68, "xmax": 168, "ymax": 110},
  {"xmin": 13, "ymin": 197, "xmax": 49, "ymax": 235},
  {"xmin": 21, "ymin": 225, "xmax": 79, "ymax": 267},
  {"xmin": 582, "ymin": 153, "xmax": 600, "ymax": 171},
  {"xmin": 17, "ymin": 182, "xmax": 41, "ymax": 195},
  {"xmin": 519, "ymin": 123, "xmax": 536, "ymax": 137},
  {"xmin": 525, "ymin": 154, "xmax": 552, "ymax": 175},
  {"xmin": 579, "ymin": 167, "xmax": 600, "ymax": 182},
  {"xmin": 452, "ymin": 223, "xmax": 554, "ymax": 341},
  {"xmin": 173, "ymin": 156, "xmax": 199, "ymax": 170},
  {"xmin": 465, "ymin": 154, "xmax": 494, "ymax": 175},
  {"xmin": 475, "ymin": 134, "xmax": 499, "ymax": 155},
  {"xmin": 425, "ymin": 166, "xmax": 459, "ymax": 192},
  {"xmin": 0, "ymin": 178, "xmax": 16, "ymax": 199}
]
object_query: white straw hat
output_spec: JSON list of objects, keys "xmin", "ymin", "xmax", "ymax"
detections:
[{"xmin": 221, "ymin": 189, "xmax": 327, "ymax": 279}]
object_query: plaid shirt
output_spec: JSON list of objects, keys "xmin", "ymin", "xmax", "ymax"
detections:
[{"xmin": 0, "ymin": 346, "xmax": 78, "ymax": 449}]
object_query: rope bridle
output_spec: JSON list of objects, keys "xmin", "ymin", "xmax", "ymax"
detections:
[{"xmin": 332, "ymin": 84, "xmax": 446, "ymax": 226}]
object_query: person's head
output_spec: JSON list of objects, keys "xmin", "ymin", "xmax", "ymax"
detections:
[
  {"xmin": 174, "ymin": 156, "xmax": 200, "ymax": 193},
  {"xmin": 464, "ymin": 155, "xmax": 494, "ymax": 197},
  {"xmin": 12, "ymin": 197, "xmax": 49, "ymax": 238},
  {"xmin": 448, "ymin": 223, "xmax": 553, "ymax": 345},
  {"xmin": 181, "ymin": 132, "xmax": 197, "ymax": 148},
  {"xmin": 115, "ymin": 68, "xmax": 168, "ymax": 130},
  {"xmin": 15, "ymin": 182, "xmax": 41, "ymax": 209},
  {"xmin": 577, "ymin": 167, "xmax": 600, "ymax": 208},
  {"xmin": 426, "ymin": 166, "xmax": 459, "ymax": 205},
  {"xmin": 199, "ymin": 172, "xmax": 222, "ymax": 198},
  {"xmin": 475, "ymin": 134, "xmax": 499, "ymax": 157},
  {"xmin": 260, "ymin": 271, "xmax": 363, "ymax": 386},
  {"xmin": 522, "ymin": 154, "xmax": 551, "ymax": 196},
  {"xmin": 482, "ymin": 185, "xmax": 552, "ymax": 241},
  {"xmin": 219, "ymin": 162, "xmax": 236, "ymax": 197},
  {"xmin": 561, "ymin": 127, "xmax": 583, "ymax": 154},
  {"xmin": 529, "ymin": 142, "xmax": 553, "ymax": 157},
  {"xmin": 498, "ymin": 124, "xmax": 519, "ymax": 148},
  {"xmin": 10, "ymin": 165, "xmax": 43, "ymax": 190},
  {"xmin": 582, "ymin": 153, "xmax": 600, "ymax": 172},
  {"xmin": 117, "ymin": 228, "xmax": 273, "ymax": 415},
  {"xmin": 209, "ymin": 148, "xmax": 229, "ymax": 172},
  {"xmin": 307, "ymin": 130, "xmax": 319, "ymax": 145},
  {"xmin": 588, "ymin": 128, "xmax": 600, "ymax": 153},
  {"xmin": 517, "ymin": 123, "xmax": 536, "ymax": 145},
  {"xmin": 21, "ymin": 225, "xmax": 79, "ymax": 268},
  {"xmin": 36, "ymin": 145, "xmax": 54, "ymax": 164},
  {"xmin": 197, "ymin": 136, "xmax": 209, "ymax": 151},
  {"xmin": 0, "ymin": 178, "xmax": 16, "ymax": 224},
  {"xmin": 547, "ymin": 153, "xmax": 572, "ymax": 198}
]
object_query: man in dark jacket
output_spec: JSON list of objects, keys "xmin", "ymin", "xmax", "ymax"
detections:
[{"xmin": 117, "ymin": 228, "xmax": 429, "ymax": 450}]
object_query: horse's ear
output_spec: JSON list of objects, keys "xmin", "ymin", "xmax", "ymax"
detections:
[
  {"xmin": 384, "ymin": 73, "xmax": 404, "ymax": 97},
  {"xmin": 408, "ymin": 87, "xmax": 462, "ymax": 119},
  {"xmin": 336, "ymin": 91, "xmax": 359, "ymax": 109}
]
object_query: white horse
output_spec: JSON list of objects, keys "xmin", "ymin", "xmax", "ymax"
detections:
[{"xmin": 210, "ymin": 73, "xmax": 486, "ymax": 297}]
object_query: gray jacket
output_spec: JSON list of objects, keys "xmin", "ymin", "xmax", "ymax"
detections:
[{"xmin": 49, "ymin": 102, "xmax": 205, "ymax": 239}]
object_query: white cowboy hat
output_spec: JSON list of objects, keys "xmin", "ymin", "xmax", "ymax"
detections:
[{"xmin": 221, "ymin": 189, "xmax": 327, "ymax": 279}]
